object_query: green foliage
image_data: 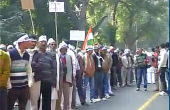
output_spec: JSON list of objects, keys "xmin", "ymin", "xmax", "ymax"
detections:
[{"xmin": 0, "ymin": 0, "xmax": 169, "ymax": 49}]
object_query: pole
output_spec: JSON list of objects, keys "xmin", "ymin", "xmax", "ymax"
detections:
[
  {"xmin": 136, "ymin": 23, "xmax": 138, "ymax": 52},
  {"xmin": 76, "ymin": 41, "xmax": 79, "ymax": 48},
  {"xmin": 54, "ymin": 0, "xmax": 58, "ymax": 48},
  {"xmin": 28, "ymin": 9, "xmax": 35, "ymax": 34}
]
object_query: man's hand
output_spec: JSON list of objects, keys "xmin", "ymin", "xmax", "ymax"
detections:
[
  {"xmin": 69, "ymin": 83, "xmax": 73, "ymax": 87},
  {"xmin": 156, "ymin": 69, "xmax": 160, "ymax": 74}
]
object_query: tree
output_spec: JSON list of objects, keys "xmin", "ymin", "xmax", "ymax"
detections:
[{"xmin": 115, "ymin": 0, "xmax": 169, "ymax": 50}]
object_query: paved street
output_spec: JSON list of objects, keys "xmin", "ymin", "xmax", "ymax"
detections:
[{"xmin": 14, "ymin": 84, "xmax": 169, "ymax": 110}]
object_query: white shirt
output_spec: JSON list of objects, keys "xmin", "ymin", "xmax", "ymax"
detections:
[
  {"xmin": 67, "ymin": 49, "xmax": 78, "ymax": 77},
  {"xmin": 158, "ymin": 48, "xmax": 168, "ymax": 70},
  {"xmin": 167, "ymin": 49, "xmax": 169, "ymax": 68},
  {"xmin": 121, "ymin": 55, "xmax": 132, "ymax": 68}
]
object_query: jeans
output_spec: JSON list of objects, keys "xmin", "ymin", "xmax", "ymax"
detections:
[
  {"xmin": 94, "ymin": 71, "xmax": 104, "ymax": 99},
  {"xmin": 76, "ymin": 75, "xmax": 85, "ymax": 104},
  {"xmin": 83, "ymin": 76, "xmax": 95, "ymax": 100},
  {"xmin": 0, "ymin": 87, "xmax": 7, "ymax": 110},
  {"xmin": 137, "ymin": 68, "xmax": 147, "ymax": 88},
  {"xmin": 160, "ymin": 67, "xmax": 168, "ymax": 92},
  {"xmin": 103, "ymin": 73, "xmax": 109, "ymax": 95},
  {"xmin": 110, "ymin": 66, "xmax": 117, "ymax": 87}
]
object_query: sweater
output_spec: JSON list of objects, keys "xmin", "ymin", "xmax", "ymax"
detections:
[
  {"xmin": 31, "ymin": 51, "xmax": 57, "ymax": 87},
  {"xmin": 111, "ymin": 53, "xmax": 119, "ymax": 66},
  {"xmin": 60, "ymin": 54, "xmax": 73, "ymax": 83},
  {"xmin": 0, "ymin": 50, "xmax": 10, "ymax": 87},
  {"xmin": 158, "ymin": 49, "xmax": 168, "ymax": 70},
  {"xmin": 101, "ymin": 53, "xmax": 112, "ymax": 72},
  {"xmin": 135, "ymin": 53, "xmax": 148, "ymax": 68},
  {"xmin": 92, "ymin": 52, "xmax": 103, "ymax": 72},
  {"xmin": 121, "ymin": 55, "xmax": 132, "ymax": 68},
  {"xmin": 9, "ymin": 48, "xmax": 30, "ymax": 88},
  {"xmin": 83, "ymin": 54, "xmax": 95, "ymax": 77}
]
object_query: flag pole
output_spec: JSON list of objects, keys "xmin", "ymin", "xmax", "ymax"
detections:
[
  {"xmin": 76, "ymin": 41, "xmax": 79, "ymax": 48},
  {"xmin": 54, "ymin": 0, "xmax": 58, "ymax": 48},
  {"xmin": 28, "ymin": 9, "xmax": 35, "ymax": 34}
]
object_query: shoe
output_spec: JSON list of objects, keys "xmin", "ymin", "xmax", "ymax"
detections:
[
  {"xmin": 90, "ymin": 99, "xmax": 97, "ymax": 103},
  {"xmin": 159, "ymin": 91, "xmax": 168, "ymax": 96},
  {"xmin": 105, "ymin": 94, "xmax": 110, "ymax": 99},
  {"xmin": 128, "ymin": 83, "xmax": 133, "ymax": 86},
  {"xmin": 136, "ymin": 88, "xmax": 140, "ymax": 91},
  {"xmin": 81, "ymin": 102, "xmax": 89, "ymax": 106},
  {"xmin": 144, "ymin": 88, "xmax": 147, "ymax": 91},
  {"xmin": 109, "ymin": 93, "xmax": 115, "ymax": 96},
  {"xmin": 71, "ymin": 106, "xmax": 78, "ymax": 109},
  {"xmin": 95, "ymin": 98, "xmax": 101, "ymax": 102},
  {"xmin": 153, "ymin": 89, "xmax": 159, "ymax": 92},
  {"xmin": 113, "ymin": 87, "xmax": 118, "ymax": 90},
  {"xmin": 14, "ymin": 102, "xmax": 18, "ymax": 106},
  {"xmin": 102, "ymin": 98, "xmax": 107, "ymax": 101}
]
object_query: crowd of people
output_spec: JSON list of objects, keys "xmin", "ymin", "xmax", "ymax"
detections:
[{"xmin": 0, "ymin": 33, "xmax": 169, "ymax": 110}]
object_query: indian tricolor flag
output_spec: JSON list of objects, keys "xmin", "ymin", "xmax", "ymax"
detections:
[{"xmin": 82, "ymin": 27, "xmax": 94, "ymax": 51}]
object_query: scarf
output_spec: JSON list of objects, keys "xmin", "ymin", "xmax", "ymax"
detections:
[
  {"xmin": 56, "ymin": 54, "xmax": 60, "ymax": 91},
  {"xmin": 66, "ymin": 54, "xmax": 73, "ymax": 83}
]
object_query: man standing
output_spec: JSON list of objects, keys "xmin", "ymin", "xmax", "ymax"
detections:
[
  {"xmin": 152, "ymin": 47, "xmax": 160, "ymax": 91},
  {"xmin": 135, "ymin": 48, "xmax": 149, "ymax": 91},
  {"xmin": 158, "ymin": 43, "xmax": 168, "ymax": 95},
  {"xmin": 58, "ymin": 42, "xmax": 73, "ymax": 110},
  {"xmin": 121, "ymin": 49, "xmax": 132, "ymax": 86},
  {"xmin": 31, "ymin": 35, "xmax": 57, "ymax": 110},
  {"xmin": 76, "ymin": 49, "xmax": 89, "ymax": 106},
  {"xmin": 110, "ymin": 46, "xmax": 119, "ymax": 89},
  {"xmin": 100, "ymin": 46, "xmax": 112, "ymax": 98},
  {"xmin": 165, "ymin": 42, "xmax": 169, "ymax": 91},
  {"xmin": 0, "ymin": 49, "xmax": 10, "ymax": 110},
  {"xmin": 7, "ymin": 33, "xmax": 32, "ymax": 110},
  {"xmin": 83, "ymin": 47, "xmax": 96, "ymax": 103},
  {"xmin": 92, "ymin": 44, "xmax": 105, "ymax": 101},
  {"xmin": 27, "ymin": 34, "xmax": 42, "ymax": 110},
  {"xmin": 47, "ymin": 38, "xmax": 61, "ymax": 110}
]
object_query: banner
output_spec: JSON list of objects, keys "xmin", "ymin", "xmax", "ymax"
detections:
[
  {"xmin": 70, "ymin": 30, "xmax": 85, "ymax": 41},
  {"xmin": 21, "ymin": 0, "xmax": 34, "ymax": 9}
]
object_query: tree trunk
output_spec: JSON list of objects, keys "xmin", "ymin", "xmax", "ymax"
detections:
[
  {"xmin": 78, "ymin": 0, "xmax": 89, "ymax": 31},
  {"xmin": 110, "ymin": 1, "xmax": 119, "ymax": 46}
]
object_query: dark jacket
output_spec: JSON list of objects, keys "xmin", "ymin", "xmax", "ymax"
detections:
[
  {"xmin": 31, "ymin": 51, "xmax": 57, "ymax": 87},
  {"xmin": 92, "ymin": 53, "xmax": 103, "ymax": 72},
  {"xmin": 112, "ymin": 53, "xmax": 119, "ymax": 66},
  {"xmin": 76, "ymin": 54, "xmax": 84, "ymax": 76}
]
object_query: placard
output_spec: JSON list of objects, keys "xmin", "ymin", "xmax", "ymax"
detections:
[
  {"xmin": 49, "ymin": 2, "xmax": 64, "ymax": 12},
  {"xmin": 21, "ymin": 0, "xmax": 34, "ymax": 9},
  {"xmin": 70, "ymin": 30, "xmax": 85, "ymax": 41}
]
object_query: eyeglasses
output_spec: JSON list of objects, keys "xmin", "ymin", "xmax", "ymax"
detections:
[{"xmin": 50, "ymin": 44, "xmax": 56, "ymax": 46}]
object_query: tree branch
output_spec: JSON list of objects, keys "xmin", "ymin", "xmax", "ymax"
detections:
[
  {"xmin": 119, "ymin": 0, "xmax": 131, "ymax": 12},
  {"xmin": 61, "ymin": 0, "xmax": 79, "ymax": 27},
  {"xmin": 92, "ymin": 15, "xmax": 108, "ymax": 34}
]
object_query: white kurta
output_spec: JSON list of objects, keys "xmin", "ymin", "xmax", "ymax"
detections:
[{"xmin": 147, "ymin": 66, "xmax": 155, "ymax": 84}]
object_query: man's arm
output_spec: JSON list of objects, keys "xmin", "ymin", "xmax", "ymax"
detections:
[
  {"xmin": 158, "ymin": 51, "xmax": 166, "ymax": 70},
  {"xmin": 78, "ymin": 56, "xmax": 84, "ymax": 74},
  {"xmin": 26, "ymin": 57, "xmax": 33, "ymax": 87},
  {"xmin": 108, "ymin": 54, "xmax": 113, "ymax": 69},
  {"xmin": 121, "ymin": 56, "xmax": 127, "ymax": 68},
  {"xmin": 51, "ymin": 56, "xmax": 57, "ymax": 88},
  {"xmin": 6, "ymin": 52, "xmax": 11, "ymax": 89},
  {"xmin": 0, "ymin": 53, "xmax": 10, "ymax": 86}
]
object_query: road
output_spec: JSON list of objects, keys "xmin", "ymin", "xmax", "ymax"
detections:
[{"xmin": 14, "ymin": 84, "xmax": 169, "ymax": 110}]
